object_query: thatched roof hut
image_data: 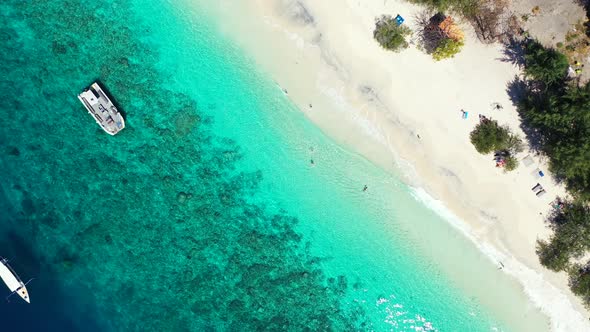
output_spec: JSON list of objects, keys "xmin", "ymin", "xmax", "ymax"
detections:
[
  {"xmin": 427, "ymin": 14, "xmax": 464, "ymax": 41},
  {"xmin": 438, "ymin": 16, "xmax": 464, "ymax": 41}
]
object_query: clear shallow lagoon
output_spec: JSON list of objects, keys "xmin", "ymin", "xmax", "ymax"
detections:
[{"xmin": 0, "ymin": 0, "xmax": 548, "ymax": 330}]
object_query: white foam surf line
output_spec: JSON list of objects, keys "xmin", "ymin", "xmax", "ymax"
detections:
[
  {"xmin": 308, "ymin": 40, "xmax": 588, "ymax": 331},
  {"xmin": 255, "ymin": 7, "xmax": 588, "ymax": 330},
  {"xmin": 410, "ymin": 186, "xmax": 589, "ymax": 332},
  {"xmin": 312, "ymin": 70, "xmax": 586, "ymax": 330},
  {"xmin": 320, "ymin": 83, "xmax": 590, "ymax": 330}
]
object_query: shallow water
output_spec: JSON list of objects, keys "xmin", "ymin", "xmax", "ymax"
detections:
[{"xmin": 0, "ymin": 0, "xmax": 549, "ymax": 330}]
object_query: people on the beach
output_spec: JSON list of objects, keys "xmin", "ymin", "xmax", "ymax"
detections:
[
  {"xmin": 461, "ymin": 109, "xmax": 468, "ymax": 119},
  {"xmin": 491, "ymin": 102, "xmax": 503, "ymax": 111}
]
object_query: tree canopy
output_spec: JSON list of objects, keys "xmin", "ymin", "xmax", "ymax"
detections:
[
  {"xmin": 470, "ymin": 119, "xmax": 510, "ymax": 153},
  {"xmin": 470, "ymin": 119, "xmax": 523, "ymax": 154},
  {"xmin": 523, "ymin": 40, "xmax": 569, "ymax": 87},
  {"xmin": 537, "ymin": 202, "xmax": 590, "ymax": 268},
  {"xmin": 518, "ymin": 40, "xmax": 590, "ymax": 309},
  {"xmin": 432, "ymin": 38, "xmax": 464, "ymax": 60},
  {"xmin": 469, "ymin": 119, "xmax": 522, "ymax": 171},
  {"xmin": 373, "ymin": 16, "xmax": 412, "ymax": 52},
  {"xmin": 569, "ymin": 264, "xmax": 590, "ymax": 308},
  {"xmin": 518, "ymin": 78, "xmax": 590, "ymax": 199}
]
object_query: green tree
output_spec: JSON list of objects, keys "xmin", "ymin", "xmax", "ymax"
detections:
[
  {"xmin": 523, "ymin": 40, "xmax": 569, "ymax": 87},
  {"xmin": 504, "ymin": 155, "xmax": 519, "ymax": 171},
  {"xmin": 537, "ymin": 202, "xmax": 590, "ymax": 271},
  {"xmin": 432, "ymin": 38, "xmax": 464, "ymax": 60},
  {"xmin": 518, "ymin": 81, "xmax": 590, "ymax": 199},
  {"xmin": 536, "ymin": 238, "xmax": 573, "ymax": 272},
  {"xmin": 470, "ymin": 120, "xmax": 522, "ymax": 172},
  {"xmin": 373, "ymin": 15, "xmax": 412, "ymax": 52},
  {"xmin": 569, "ymin": 264, "xmax": 590, "ymax": 308},
  {"xmin": 519, "ymin": 41, "xmax": 590, "ymax": 309},
  {"xmin": 505, "ymin": 133, "xmax": 524, "ymax": 155},
  {"xmin": 469, "ymin": 120, "xmax": 510, "ymax": 153}
]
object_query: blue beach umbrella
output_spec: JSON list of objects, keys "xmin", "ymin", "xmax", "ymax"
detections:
[{"xmin": 395, "ymin": 14, "xmax": 405, "ymax": 26}]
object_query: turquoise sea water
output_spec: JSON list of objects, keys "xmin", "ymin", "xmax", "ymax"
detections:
[{"xmin": 0, "ymin": 0, "xmax": 549, "ymax": 331}]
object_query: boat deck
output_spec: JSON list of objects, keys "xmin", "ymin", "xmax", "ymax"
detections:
[{"xmin": 78, "ymin": 83, "xmax": 125, "ymax": 135}]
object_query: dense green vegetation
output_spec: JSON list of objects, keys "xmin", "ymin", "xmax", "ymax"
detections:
[
  {"xmin": 523, "ymin": 40, "xmax": 569, "ymax": 87},
  {"xmin": 432, "ymin": 38, "xmax": 464, "ymax": 60},
  {"xmin": 570, "ymin": 263, "xmax": 590, "ymax": 306},
  {"xmin": 518, "ymin": 39, "xmax": 590, "ymax": 308},
  {"xmin": 518, "ymin": 42, "xmax": 590, "ymax": 199},
  {"xmin": 536, "ymin": 201, "xmax": 590, "ymax": 308},
  {"xmin": 504, "ymin": 155, "xmax": 518, "ymax": 171},
  {"xmin": 469, "ymin": 119, "xmax": 523, "ymax": 171},
  {"xmin": 537, "ymin": 202, "xmax": 590, "ymax": 272},
  {"xmin": 470, "ymin": 120, "xmax": 509, "ymax": 154},
  {"xmin": 373, "ymin": 15, "xmax": 412, "ymax": 52}
]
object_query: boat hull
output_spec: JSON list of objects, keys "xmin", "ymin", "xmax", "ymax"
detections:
[
  {"xmin": 0, "ymin": 259, "xmax": 30, "ymax": 303},
  {"xmin": 78, "ymin": 82, "xmax": 125, "ymax": 135},
  {"xmin": 16, "ymin": 286, "xmax": 30, "ymax": 303}
]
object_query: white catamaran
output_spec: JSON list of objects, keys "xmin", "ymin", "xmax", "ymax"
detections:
[
  {"xmin": 0, "ymin": 258, "xmax": 30, "ymax": 303},
  {"xmin": 78, "ymin": 82, "xmax": 125, "ymax": 135}
]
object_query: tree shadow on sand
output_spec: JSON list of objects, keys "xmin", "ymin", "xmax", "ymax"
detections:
[
  {"xmin": 506, "ymin": 76, "xmax": 546, "ymax": 153},
  {"xmin": 498, "ymin": 37, "xmax": 526, "ymax": 68}
]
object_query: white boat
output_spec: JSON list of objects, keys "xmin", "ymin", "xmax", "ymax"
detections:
[
  {"xmin": 0, "ymin": 258, "xmax": 30, "ymax": 303},
  {"xmin": 78, "ymin": 82, "xmax": 125, "ymax": 135}
]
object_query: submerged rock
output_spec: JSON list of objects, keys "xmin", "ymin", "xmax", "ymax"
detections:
[
  {"xmin": 176, "ymin": 191, "xmax": 192, "ymax": 204},
  {"xmin": 8, "ymin": 146, "xmax": 20, "ymax": 156}
]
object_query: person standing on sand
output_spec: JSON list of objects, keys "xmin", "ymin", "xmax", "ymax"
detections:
[{"xmin": 460, "ymin": 109, "xmax": 468, "ymax": 119}]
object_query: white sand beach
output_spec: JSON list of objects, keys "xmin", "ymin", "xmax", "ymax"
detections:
[{"xmin": 198, "ymin": 0, "xmax": 590, "ymax": 329}]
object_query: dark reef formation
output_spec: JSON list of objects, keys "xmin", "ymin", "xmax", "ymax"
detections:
[{"xmin": 0, "ymin": 0, "xmax": 367, "ymax": 330}]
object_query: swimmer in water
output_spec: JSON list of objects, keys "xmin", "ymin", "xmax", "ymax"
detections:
[{"xmin": 363, "ymin": 185, "xmax": 368, "ymax": 192}]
